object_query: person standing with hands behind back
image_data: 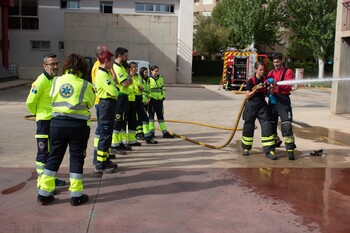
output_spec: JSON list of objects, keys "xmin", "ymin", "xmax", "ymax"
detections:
[
  {"xmin": 148, "ymin": 66, "xmax": 174, "ymax": 138},
  {"xmin": 241, "ymin": 62, "xmax": 276, "ymax": 160},
  {"xmin": 267, "ymin": 54, "xmax": 296, "ymax": 160},
  {"xmin": 26, "ymin": 53, "xmax": 66, "ymax": 191},
  {"xmin": 37, "ymin": 54, "xmax": 95, "ymax": 206}
]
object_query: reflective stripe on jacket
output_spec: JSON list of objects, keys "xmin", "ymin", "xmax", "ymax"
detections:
[{"xmin": 50, "ymin": 72, "xmax": 95, "ymax": 124}]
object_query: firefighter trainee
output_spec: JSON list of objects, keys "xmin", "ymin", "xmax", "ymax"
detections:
[
  {"xmin": 94, "ymin": 50, "xmax": 119, "ymax": 174},
  {"xmin": 131, "ymin": 64, "xmax": 158, "ymax": 144},
  {"xmin": 91, "ymin": 45, "xmax": 118, "ymax": 165},
  {"xmin": 111, "ymin": 47, "xmax": 132, "ymax": 154},
  {"xmin": 25, "ymin": 52, "xmax": 66, "ymax": 190},
  {"xmin": 241, "ymin": 61, "xmax": 276, "ymax": 160},
  {"xmin": 148, "ymin": 66, "xmax": 174, "ymax": 138},
  {"xmin": 37, "ymin": 54, "xmax": 96, "ymax": 205},
  {"xmin": 267, "ymin": 54, "xmax": 296, "ymax": 160}
]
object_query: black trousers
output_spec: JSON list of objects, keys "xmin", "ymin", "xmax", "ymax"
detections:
[
  {"xmin": 242, "ymin": 99, "xmax": 274, "ymax": 153},
  {"xmin": 45, "ymin": 125, "xmax": 90, "ymax": 174},
  {"xmin": 114, "ymin": 94, "xmax": 129, "ymax": 133},
  {"xmin": 269, "ymin": 94, "xmax": 295, "ymax": 150},
  {"xmin": 148, "ymin": 98, "xmax": 164, "ymax": 121},
  {"xmin": 36, "ymin": 120, "xmax": 51, "ymax": 164},
  {"xmin": 95, "ymin": 98, "xmax": 117, "ymax": 169},
  {"xmin": 127, "ymin": 100, "xmax": 137, "ymax": 133},
  {"xmin": 135, "ymin": 95, "xmax": 149, "ymax": 123}
]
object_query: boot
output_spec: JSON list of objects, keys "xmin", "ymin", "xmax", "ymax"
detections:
[
  {"xmin": 266, "ymin": 151, "xmax": 277, "ymax": 160},
  {"xmin": 243, "ymin": 149, "xmax": 249, "ymax": 156},
  {"xmin": 37, "ymin": 194, "xmax": 54, "ymax": 205},
  {"xmin": 288, "ymin": 151, "xmax": 295, "ymax": 160},
  {"xmin": 70, "ymin": 194, "xmax": 89, "ymax": 206},
  {"xmin": 163, "ymin": 131, "xmax": 175, "ymax": 138}
]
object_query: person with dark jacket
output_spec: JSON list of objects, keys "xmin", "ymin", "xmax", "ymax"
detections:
[{"xmin": 242, "ymin": 62, "xmax": 276, "ymax": 160}]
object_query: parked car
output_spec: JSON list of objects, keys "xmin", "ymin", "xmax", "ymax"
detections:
[{"xmin": 128, "ymin": 60, "xmax": 151, "ymax": 75}]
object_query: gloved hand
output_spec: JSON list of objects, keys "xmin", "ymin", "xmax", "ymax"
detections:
[
  {"xmin": 267, "ymin": 77, "xmax": 274, "ymax": 84},
  {"xmin": 268, "ymin": 94, "xmax": 277, "ymax": 105}
]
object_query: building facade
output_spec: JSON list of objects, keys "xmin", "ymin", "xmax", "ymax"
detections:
[
  {"xmin": 331, "ymin": 0, "xmax": 350, "ymax": 114},
  {"xmin": 1, "ymin": 0, "xmax": 193, "ymax": 84}
]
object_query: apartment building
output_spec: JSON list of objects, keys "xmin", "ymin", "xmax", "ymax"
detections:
[
  {"xmin": 193, "ymin": 0, "xmax": 218, "ymax": 18},
  {"xmin": 1, "ymin": 0, "xmax": 193, "ymax": 84},
  {"xmin": 331, "ymin": 0, "xmax": 350, "ymax": 114}
]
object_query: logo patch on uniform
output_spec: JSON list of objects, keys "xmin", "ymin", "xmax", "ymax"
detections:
[
  {"xmin": 59, "ymin": 83, "xmax": 74, "ymax": 98},
  {"xmin": 119, "ymin": 73, "xmax": 123, "ymax": 79},
  {"xmin": 106, "ymin": 79, "xmax": 111, "ymax": 85},
  {"xmin": 31, "ymin": 85, "xmax": 38, "ymax": 94},
  {"xmin": 116, "ymin": 114, "xmax": 121, "ymax": 120},
  {"xmin": 38, "ymin": 142, "xmax": 45, "ymax": 152}
]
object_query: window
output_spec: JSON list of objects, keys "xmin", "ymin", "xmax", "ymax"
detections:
[
  {"xmin": 100, "ymin": 1, "xmax": 113, "ymax": 13},
  {"xmin": 203, "ymin": 0, "xmax": 213, "ymax": 4},
  {"xmin": 60, "ymin": 0, "xmax": 80, "ymax": 9},
  {"xmin": 202, "ymin": 11, "xmax": 211, "ymax": 16},
  {"xmin": 8, "ymin": 0, "xmax": 39, "ymax": 30},
  {"xmin": 135, "ymin": 3, "xmax": 175, "ymax": 13},
  {"xmin": 59, "ymin": 41, "xmax": 65, "ymax": 51},
  {"xmin": 31, "ymin": 41, "xmax": 50, "ymax": 50},
  {"xmin": 194, "ymin": 0, "xmax": 200, "ymax": 4}
]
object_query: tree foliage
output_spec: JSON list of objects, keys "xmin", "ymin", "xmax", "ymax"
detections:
[
  {"xmin": 212, "ymin": 0, "xmax": 284, "ymax": 49},
  {"xmin": 284, "ymin": 0, "xmax": 337, "ymax": 61},
  {"xmin": 193, "ymin": 16, "xmax": 230, "ymax": 59}
]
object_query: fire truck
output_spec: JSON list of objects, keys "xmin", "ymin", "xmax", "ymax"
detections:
[{"xmin": 221, "ymin": 48, "xmax": 268, "ymax": 90}]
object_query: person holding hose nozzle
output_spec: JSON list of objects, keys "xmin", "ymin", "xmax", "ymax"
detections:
[
  {"xmin": 267, "ymin": 54, "xmax": 296, "ymax": 160},
  {"xmin": 241, "ymin": 61, "xmax": 276, "ymax": 160}
]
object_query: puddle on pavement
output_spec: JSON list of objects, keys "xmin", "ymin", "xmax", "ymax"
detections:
[
  {"xmin": 227, "ymin": 168, "xmax": 350, "ymax": 232},
  {"xmin": 292, "ymin": 122, "xmax": 350, "ymax": 146}
]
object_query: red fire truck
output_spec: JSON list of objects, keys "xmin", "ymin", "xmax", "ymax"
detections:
[{"xmin": 221, "ymin": 48, "xmax": 268, "ymax": 90}]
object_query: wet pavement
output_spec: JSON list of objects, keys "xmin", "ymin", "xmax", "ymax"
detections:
[{"xmin": 1, "ymin": 82, "xmax": 350, "ymax": 232}]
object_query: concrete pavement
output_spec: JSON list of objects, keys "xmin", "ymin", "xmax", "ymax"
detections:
[{"xmin": 0, "ymin": 80, "xmax": 350, "ymax": 232}]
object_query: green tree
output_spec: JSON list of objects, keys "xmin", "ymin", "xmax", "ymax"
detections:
[
  {"xmin": 193, "ymin": 16, "xmax": 230, "ymax": 60},
  {"xmin": 212, "ymin": 0, "xmax": 284, "ymax": 50},
  {"xmin": 285, "ymin": 0, "xmax": 337, "ymax": 78}
]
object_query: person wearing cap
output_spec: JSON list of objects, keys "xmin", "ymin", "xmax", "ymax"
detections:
[
  {"xmin": 94, "ymin": 50, "xmax": 119, "ymax": 174},
  {"xmin": 37, "ymin": 53, "xmax": 95, "ymax": 205},
  {"xmin": 26, "ymin": 53, "xmax": 66, "ymax": 192}
]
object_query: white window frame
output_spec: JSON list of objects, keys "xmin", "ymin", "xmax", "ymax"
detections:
[
  {"xmin": 61, "ymin": 0, "xmax": 80, "ymax": 9},
  {"xmin": 135, "ymin": 3, "xmax": 175, "ymax": 14},
  {"xmin": 31, "ymin": 41, "xmax": 50, "ymax": 51}
]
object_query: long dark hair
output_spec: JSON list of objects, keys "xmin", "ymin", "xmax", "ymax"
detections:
[
  {"xmin": 62, "ymin": 53, "xmax": 88, "ymax": 79},
  {"xmin": 139, "ymin": 67, "xmax": 148, "ymax": 79}
]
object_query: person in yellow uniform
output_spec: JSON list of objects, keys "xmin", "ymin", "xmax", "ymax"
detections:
[
  {"xmin": 125, "ymin": 62, "xmax": 142, "ymax": 146},
  {"xmin": 91, "ymin": 45, "xmax": 117, "ymax": 163},
  {"xmin": 148, "ymin": 66, "xmax": 174, "ymax": 138},
  {"xmin": 111, "ymin": 47, "xmax": 132, "ymax": 154},
  {"xmin": 133, "ymin": 65, "xmax": 158, "ymax": 144},
  {"xmin": 26, "ymin": 52, "xmax": 66, "ymax": 191},
  {"xmin": 37, "ymin": 54, "xmax": 95, "ymax": 206},
  {"xmin": 94, "ymin": 50, "xmax": 119, "ymax": 174}
]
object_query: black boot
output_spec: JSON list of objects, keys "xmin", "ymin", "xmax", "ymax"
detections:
[
  {"xmin": 288, "ymin": 151, "xmax": 295, "ymax": 160},
  {"xmin": 37, "ymin": 194, "xmax": 54, "ymax": 205},
  {"xmin": 70, "ymin": 194, "xmax": 89, "ymax": 206}
]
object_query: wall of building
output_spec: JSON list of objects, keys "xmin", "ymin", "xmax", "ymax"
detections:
[
  {"xmin": 64, "ymin": 12, "xmax": 178, "ymax": 84},
  {"xmin": 1, "ymin": 0, "xmax": 193, "ymax": 84},
  {"xmin": 331, "ymin": 0, "xmax": 350, "ymax": 114}
]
